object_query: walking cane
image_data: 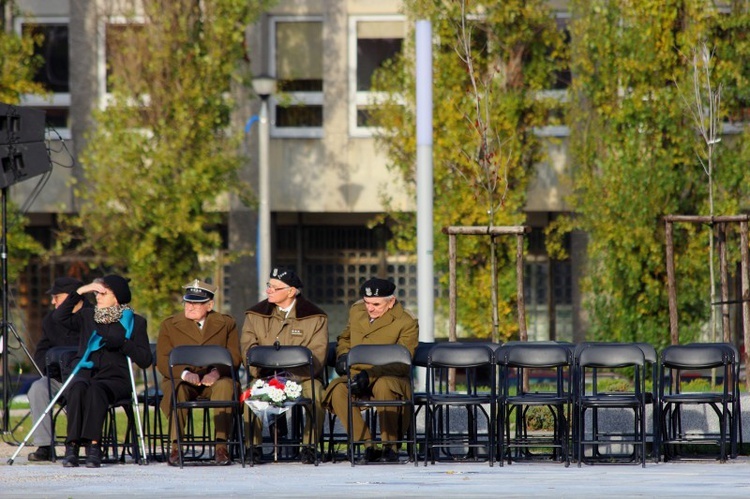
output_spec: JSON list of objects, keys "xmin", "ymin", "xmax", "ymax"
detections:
[
  {"xmin": 127, "ymin": 355, "xmax": 148, "ymax": 465},
  {"xmin": 7, "ymin": 333, "xmax": 104, "ymax": 465}
]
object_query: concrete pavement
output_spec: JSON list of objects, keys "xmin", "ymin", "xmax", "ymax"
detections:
[{"xmin": 2, "ymin": 443, "xmax": 750, "ymax": 498}]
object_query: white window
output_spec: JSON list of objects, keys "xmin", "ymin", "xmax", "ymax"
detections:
[
  {"xmin": 17, "ymin": 18, "xmax": 70, "ymax": 139},
  {"xmin": 270, "ymin": 17, "xmax": 323, "ymax": 138},
  {"xmin": 98, "ymin": 18, "xmax": 147, "ymax": 105},
  {"xmin": 535, "ymin": 11, "xmax": 571, "ymax": 139},
  {"xmin": 349, "ymin": 16, "xmax": 405, "ymax": 137}
]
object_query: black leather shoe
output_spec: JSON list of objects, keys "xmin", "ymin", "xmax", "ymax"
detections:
[
  {"xmin": 85, "ymin": 444, "xmax": 102, "ymax": 468},
  {"xmin": 245, "ymin": 447, "xmax": 263, "ymax": 464},
  {"xmin": 62, "ymin": 444, "xmax": 79, "ymax": 468},
  {"xmin": 300, "ymin": 447, "xmax": 316, "ymax": 464},
  {"xmin": 28, "ymin": 446, "xmax": 51, "ymax": 462},
  {"xmin": 380, "ymin": 447, "xmax": 399, "ymax": 462},
  {"xmin": 356, "ymin": 447, "xmax": 381, "ymax": 464}
]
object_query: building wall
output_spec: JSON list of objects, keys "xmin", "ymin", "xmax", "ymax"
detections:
[{"xmin": 12, "ymin": 0, "xmax": 581, "ymax": 346}]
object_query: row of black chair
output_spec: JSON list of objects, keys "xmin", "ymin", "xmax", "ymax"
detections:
[
  {"xmin": 410, "ymin": 340, "xmax": 742, "ymax": 467},
  {"xmin": 43, "ymin": 340, "xmax": 742, "ymax": 468}
]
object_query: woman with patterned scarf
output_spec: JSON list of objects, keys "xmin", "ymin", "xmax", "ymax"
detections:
[{"xmin": 53, "ymin": 274, "xmax": 152, "ymax": 468}]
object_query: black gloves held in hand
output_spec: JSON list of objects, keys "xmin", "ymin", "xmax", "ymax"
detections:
[
  {"xmin": 101, "ymin": 330, "xmax": 126, "ymax": 349},
  {"xmin": 349, "ymin": 370, "xmax": 370, "ymax": 397},
  {"xmin": 335, "ymin": 354, "xmax": 348, "ymax": 376}
]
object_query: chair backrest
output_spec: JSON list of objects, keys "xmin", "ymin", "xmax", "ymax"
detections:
[
  {"xmin": 576, "ymin": 343, "xmax": 646, "ymax": 398},
  {"xmin": 57, "ymin": 347, "xmax": 80, "ymax": 379},
  {"xmin": 247, "ymin": 345, "xmax": 313, "ymax": 370},
  {"xmin": 140, "ymin": 343, "xmax": 162, "ymax": 404},
  {"xmin": 577, "ymin": 343, "xmax": 646, "ymax": 369},
  {"xmin": 45, "ymin": 345, "xmax": 78, "ymax": 377},
  {"xmin": 499, "ymin": 343, "xmax": 571, "ymax": 368},
  {"xmin": 326, "ymin": 341, "xmax": 337, "ymax": 367},
  {"xmin": 413, "ymin": 341, "xmax": 435, "ymax": 368},
  {"xmin": 169, "ymin": 344, "xmax": 235, "ymax": 371},
  {"xmin": 661, "ymin": 344, "xmax": 728, "ymax": 370},
  {"xmin": 427, "ymin": 342, "xmax": 494, "ymax": 368},
  {"xmin": 348, "ymin": 344, "xmax": 412, "ymax": 369}
]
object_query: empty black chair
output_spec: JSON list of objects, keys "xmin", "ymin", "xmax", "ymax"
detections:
[
  {"xmin": 574, "ymin": 343, "xmax": 647, "ymax": 467},
  {"xmin": 497, "ymin": 342, "xmax": 572, "ymax": 466},
  {"xmin": 686, "ymin": 342, "xmax": 742, "ymax": 459},
  {"xmin": 168, "ymin": 345, "xmax": 245, "ymax": 468},
  {"xmin": 246, "ymin": 345, "xmax": 319, "ymax": 466},
  {"xmin": 423, "ymin": 342, "xmax": 495, "ymax": 466},
  {"xmin": 659, "ymin": 343, "xmax": 733, "ymax": 463},
  {"xmin": 346, "ymin": 344, "xmax": 417, "ymax": 466}
]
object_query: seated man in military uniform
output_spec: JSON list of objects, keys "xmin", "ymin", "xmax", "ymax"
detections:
[
  {"xmin": 322, "ymin": 277, "xmax": 418, "ymax": 463},
  {"xmin": 156, "ymin": 279, "xmax": 242, "ymax": 466}
]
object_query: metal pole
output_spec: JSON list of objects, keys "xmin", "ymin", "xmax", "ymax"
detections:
[
  {"xmin": 416, "ymin": 19, "xmax": 434, "ymax": 344},
  {"xmin": 257, "ymin": 96, "xmax": 271, "ymax": 294},
  {"xmin": 127, "ymin": 358, "xmax": 148, "ymax": 465},
  {"xmin": 2, "ymin": 186, "xmax": 9, "ymax": 433}
]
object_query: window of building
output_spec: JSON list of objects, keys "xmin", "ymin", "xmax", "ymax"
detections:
[
  {"xmin": 349, "ymin": 16, "xmax": 405, "ymax": 137},
  {"xmin": 524, "ymin": 228, "xmax": 573, "ymax": 342},
  {"xmin": 17, "ymin": 18, "xmax": 70, "ymax": 139},
  {"xmin": 271, "ymin": 17, "xmax": 323, "ymax": 137},
  {"xmin": 534, "ymin": 11, "xmax": 571, "ymax": 139},
  {"xmin": 102, "ymin": 21, "xmax": 146, "ymax": 97}
]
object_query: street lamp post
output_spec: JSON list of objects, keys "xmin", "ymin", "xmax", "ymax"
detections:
[{"xmin": 252, "ymin": 75, "xmax": 276, "ymax": 299}]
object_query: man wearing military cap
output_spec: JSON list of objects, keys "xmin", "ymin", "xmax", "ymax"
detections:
[
  {"xmin": 241, "ymin": 266, "xmax": 328, "ymax": 464},
  {"xmin": 26, "ymin": 277, "xmax": 91, "ymax": 461},
  {"xmin": 156, "ymin": 279, "xmax": 241, "ymax": 466},
  {"xmin": 322, "ymin": 277, "xmax": 418, "ymax": 463}
]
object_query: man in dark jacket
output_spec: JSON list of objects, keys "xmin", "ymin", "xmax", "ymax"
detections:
[{"xmin": 26, "ymin": 277, "xmax": 88, "ymax": 462}]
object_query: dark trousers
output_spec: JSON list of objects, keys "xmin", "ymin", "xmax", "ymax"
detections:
[{"xmin": 65, "ymin": 376, "xmax": 128, "ymax": 444}]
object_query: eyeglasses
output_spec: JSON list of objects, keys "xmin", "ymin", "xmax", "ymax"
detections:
[{"xmin": 266, "ymin": 282, "xmax": 291, "ymax": 293}]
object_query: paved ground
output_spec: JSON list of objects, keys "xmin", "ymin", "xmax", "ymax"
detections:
[{"xmin": 2, "ymin": 441, "xmax": 750, "ymax": 498}]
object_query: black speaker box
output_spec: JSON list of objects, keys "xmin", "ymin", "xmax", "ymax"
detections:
[
  {"xmin": 0, "ymin": 141, "xmax": 51, "ymax": 189},
  {"xmin": 0, "ymin": 103, "xmax": 46, "ymax": 145}
]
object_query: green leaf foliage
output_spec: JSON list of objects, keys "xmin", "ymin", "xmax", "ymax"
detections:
[
  {"xmin": 68, "ymin": 0, "xmax": 274, "ymax": 323},
  {"xmin": 557, "ymin": 0, "xmax": 750, "ymax": 346},
  {"xmin": 371, "ymin": 0, "xmax": 565, "ymax": 340}
]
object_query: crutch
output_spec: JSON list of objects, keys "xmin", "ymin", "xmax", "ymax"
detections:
[
  {"xmin": 127, "ymin": 355, "xmax": 148, "ymax": 465},
  {"xmin": 6, "ymin": 334, "xmax": 101, "ymax": 465}
]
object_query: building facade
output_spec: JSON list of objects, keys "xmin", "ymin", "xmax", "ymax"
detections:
[{"xmin": 11, "ymin": 0, "xmax": 582, "ymax": 348}]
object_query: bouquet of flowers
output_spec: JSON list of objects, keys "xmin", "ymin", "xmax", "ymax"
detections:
[{"xmin": 241, "ymin": 375, "xmax": 303, "ymax": 415}]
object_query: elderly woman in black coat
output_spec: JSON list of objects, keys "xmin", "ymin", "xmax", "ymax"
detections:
[{"xmin": 53, "ymin": 274, "xmax": 151, "ymax": 468}]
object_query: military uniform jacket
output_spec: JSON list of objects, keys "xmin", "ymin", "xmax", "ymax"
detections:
[
  {"xmin": 156, "ymin": 310, "xmax": 242, "ymax": 414},
  {"xmin": 241, "ymin": 295, "xmax": 328, "ymax": 380},
  {"xmin": 323, "ymin": 299, "xmax": 418, "ymax": 404}
]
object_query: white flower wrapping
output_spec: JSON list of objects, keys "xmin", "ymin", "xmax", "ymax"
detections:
[{"xmin": 242, "ymin": 375, "xmax": 303, "ymax": 416}]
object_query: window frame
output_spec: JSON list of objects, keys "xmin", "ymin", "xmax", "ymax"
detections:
[
  {"xmin": 269, "ymin": 15, "xmax": 324, "ymax": 139},
  {"xmin": 97, "ymin": 15, "xmax": 148, "ymax": 108},
  {"xmin": 348, "ymin": 14, "xmax": 406, "ymax": 138},
  {"xmin": 16, "ymin": 16, "xmax": 71, "ymax": 139}
]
